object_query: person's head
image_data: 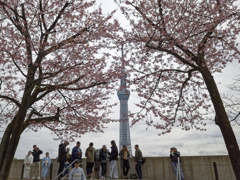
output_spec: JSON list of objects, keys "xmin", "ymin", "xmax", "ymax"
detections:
[
  {"xmin": 172, "ymin": 147, "xmax": 177, "ymax": 152},
  {"xmin": 89, "ymin": 142, "xmax": 93, "ymax": 147},
  {"xmin": 102, "ymin": 145, "xmax": 106, "ymax": 151},
  {"xmin": 123, "ymin": 145, "xmax": 129, "ymax": 152},
  {"xmin": 135, "ymin": 144, "xmax": 139, "ymax": 149},
  {"xmin": 111, "ymin": 140, "xmax": 116, "ymax": 147},
  {"xmin": 75, "ymin": 160, "xmax": 80, "ymax": 168},
  {"xmin": 76, "ymin": 141, "xmax": 81, "ymax": 148},
  {"xmin": 64, "ymin": 141, "xmax": 69, "ymax": 146},
  {"xmin": 33, "ymin": 145, "xmax": 37, "ymax": 150},
  {"xmin": 46, "ymin": 152, "xmax": 49, "ymax": 157},
  {"xmin": 67, "ymin": 148, "xmax": 70, "ymax": 152},
  {"xmin": 96, "ymin": 150, "xmax": 98, "ymax": 153},
  {"xmin": 28, "ymin": 151, "xmax": 32, "ymax": 155}
]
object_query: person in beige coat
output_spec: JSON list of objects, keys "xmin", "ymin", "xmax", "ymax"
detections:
[{"xmin": 85, "ymin": 142, "xmax": 95, "ymax": 179}]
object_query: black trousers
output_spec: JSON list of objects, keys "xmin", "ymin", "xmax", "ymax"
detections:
[
  {"xmin": 86, "ymin": 162, "xmax": 94, "ymax": 175},
  {"xmin": 135, "ymin": 161, "xmax": 142, "ymax": 179},
  {"xmin": 101, "ymin": 163, "xmax": 107, "ymax": 176},
  {"xmin": 58, "ymin": 161, "xmax": 65, "ymax": 177},
  {"xmin": 123, "ymin": 159, "xmax": 130, "ymax": 176}
]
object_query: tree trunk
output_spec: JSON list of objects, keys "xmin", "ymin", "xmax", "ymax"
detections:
[{"xmin": 202, "ymin": 71, "xmax": 240, "ymax": 180}]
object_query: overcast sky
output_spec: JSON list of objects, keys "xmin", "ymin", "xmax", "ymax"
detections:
[{"xmin": 1, "ymin": 0, "xmax": 240, "ymax": 160}]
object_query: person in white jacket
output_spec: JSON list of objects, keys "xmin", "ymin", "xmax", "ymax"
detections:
[
  {"xmin": 69, "ymin": 160, "xmax": 86, "ymax": 180},
  {"xmin": 24, "ymin": 151, "xmax": 33, "ymax": 179}
]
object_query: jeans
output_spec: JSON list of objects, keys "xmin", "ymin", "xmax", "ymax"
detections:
[
  {"xmin": 123, "ymin": 159, "xmax": 129, "ymax": 176},
  {"xmin": 63, "ymin": 163, "xmax": 69, "ymax": 177},
  {"xmin": 58, "ymin": 161, "xmax": 65, "ymax": 177},
  {"xmin": 135, "ymin": 161, "xmax": 142, "ymax": 179},
  {"xmin": 32, "ymin": 161, "xmax": 40, "ymax": 178},
  {"xmin": 108, "ymin": 160, "xmax": 118, "ymax": 178},
  {"xmin": 172, "ymin": 162, "xmax": 185, "ymax": 179},
  {"xmin": 86, "ymin": 162, "xmax": 94, "ymax": 175},
  {"xmin": 101, "ymin": 163, "xmax": 107, "ymax": 176}
]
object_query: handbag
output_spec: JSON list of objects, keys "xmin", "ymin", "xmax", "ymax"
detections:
[
  {"xmin": 130, "ymin": 173, "xmax": 138, "ymax": 179},
  {"xmin": 26, "ymin": 166, "xmax": 30, "ymax": 170}
]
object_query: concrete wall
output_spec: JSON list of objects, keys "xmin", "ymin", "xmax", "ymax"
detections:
[{"xmin": 8, "ymin": 155, "xmax": 236, "ymax": 180}]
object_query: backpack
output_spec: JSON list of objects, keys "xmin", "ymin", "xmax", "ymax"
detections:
[
  {"xmin": 130, "ymin": 173, "xmax": 138, "ymax": 179},
  {"xmin": 142, "ymin": 157, "xmax": 146, "ymax": 164}
]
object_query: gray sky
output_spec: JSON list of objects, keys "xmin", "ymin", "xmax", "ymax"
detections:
[{"xmin": 2, "ymin": 0, "xmax": 240, "ymax": 159}]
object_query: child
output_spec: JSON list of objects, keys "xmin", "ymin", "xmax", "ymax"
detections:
[
  {"xmin": 41, "ymin": 152, "xmax": 51, "ymax": 179},
  {"xmin": 24, "ymin": 151, "xmax": 33, "ymax": 179},
  {"xmin": 69, "ymin": 160, "xmax": 86, "ymax": 180}
]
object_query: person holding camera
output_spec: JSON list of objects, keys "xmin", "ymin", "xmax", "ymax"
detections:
[
  {"xmin": 170, "ymin": 147, "xmax": 185, "ymax": 180},
  {"xmin": 71, "ymin": 141, "xmax": 82, "ymax": 168},
  {"xmin": 31, "ymin": 145, "xmax": 43, "ymax": 179},
  {"xmin": 58, "ymin": 141, "xmax": 69, "ymax": 180}
]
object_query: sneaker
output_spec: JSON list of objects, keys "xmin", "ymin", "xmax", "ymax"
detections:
[
  {"xmin": 37, "ymin": 177, "xmax": 40, "ymax": 179},
  {"xmin": 32, "ymin": 177, "xmax": 35, "ymax": 179},
  {"xmin": 107, "ymin": 177, "xmax": 111, "ymax": 179}
]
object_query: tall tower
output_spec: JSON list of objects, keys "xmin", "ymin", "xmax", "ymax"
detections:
[{"xmin": 117, "ymin": 46, "xmax": 132, "ymax": 156}]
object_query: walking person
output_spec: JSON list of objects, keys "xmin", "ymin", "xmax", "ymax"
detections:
[
  {"xmin": 24, "ymin": 151, "xmax": 33, "ymax": 179},
  {"xmin": 119, "ymin": 145, "xmax": 130, "ymax": 179},
  {"xmin": 63, "ymin": 148, "xmax": 71, "ymax": 177},
  {"xmin": 31, "ymin": 145, "xmax": 43, "ymax": 179},
  {"xmin": 41, "ymin": 152, "xmax": 51, "ymax": 179},
  {"xmin": 58, "ymin": 141, "xmax": 69, "ymax": 180},
  {"xmin": 134, "ymin": 145, "xmax": 142, "ymax": 179},
  {"xmin": 71, "ymin": 141, "xmax": 82, "ymax": 168},
  {"xmin": 99, "ymin": 145, "xmax": 108, "ymax": 179},
  {"xmin": 85, "ymin": 142, "xmax": 95, "ymax": 179},
  {"xmin": 170, "ymin": 147, "xmax": 185, "ymax": 180},
  {"xmin": 69, "ymin": 160, "xmax": 86, "ymax": 180},
  {"xmin": 107, "ymin": 140, "xmax": 118, "ymax": 179}
]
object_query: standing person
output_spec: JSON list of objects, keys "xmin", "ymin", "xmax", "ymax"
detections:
[
  {"xmin": 58, "ymin": 141, "xmax": 69, "ymax": 180},
  {"xmin": 71, "ymin": 141, "xmax": 82, "ymax": 168},
  {"xmin": 99, "ymin": 145, "xmax": 108, "ymax": 179},
  {"xmin": 107, "ymin": 140, "xmax": 118, "ymax": 179},
  {"xmin": 85, "ymin": 142, "xmax": 95, "ymax": 179},
  {"xmin": 41, "ymin": 152, "xmax": 51, "ymax": 179},
  {"xmin": 134, "ymin": 145, "xmax": 142, "ymax": 179},
  {"xmin": 170, "ymin": 147, "xmax": 185, "ymax": 180},
  {"xmin": 69, "ymin": 160, "xmax": 86, "ymax": 180},
  {"xmin": 24, "ymin": 151, "xmax": 33, "ymax": 179},
  {"xmin": 94, "ymin": 149, "xmax": 102, "ymax": 179},
  {"xmin": 119, "ymin": 145, "xmax": 130, "ymax": 179},
  {"xmin": 63, "ymin": 148, "xmax": 71, "ymax": 177},
  {"xmin": 31, "ymin": 145, "xmax": 43, "ymax": 179}
]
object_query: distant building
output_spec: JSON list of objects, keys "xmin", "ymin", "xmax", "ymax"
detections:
[{"xmin": 117, "ymin": 46, "xmax": 132, "ymax": 156}]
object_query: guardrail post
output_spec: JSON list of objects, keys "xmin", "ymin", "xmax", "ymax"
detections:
[
  {"xmin": 213, "ymin": 162, "xmax": 219, "ymax": 180},
  {"xmin": 50, "ymin": 163, "xmax": 53, "ymax": 179},
  {"xmin": 21, "ymin": 164, "xmax": 24, "ymax": 179}
]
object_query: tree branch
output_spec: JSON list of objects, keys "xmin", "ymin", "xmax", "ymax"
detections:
[{"xmin": 0, "ymin": 95, "xmax": 21, "ymax": 107}]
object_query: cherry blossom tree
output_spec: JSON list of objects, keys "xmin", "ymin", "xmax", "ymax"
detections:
[
  {"xmin": 117, "ymin": 0, "xmax": 240, "ymax": 178},
  {"xmin": 0, "ymin": 1, "xmax": 120, "ymax": 179}
]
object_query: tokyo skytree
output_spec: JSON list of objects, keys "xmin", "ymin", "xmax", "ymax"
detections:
[{"xmin": 117, "ymin": 46, "xmax": 132, "ymax": 156}]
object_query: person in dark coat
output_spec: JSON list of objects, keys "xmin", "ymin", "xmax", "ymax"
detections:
[
  {"xmin": 71, "ymin": 141, "xmax": 82, "ymax": 168},
  {"xmin": 31, "ymin": 145, "xmax": 43, "ymax": 179},
  {"xmin": 57, "ymin": 141, "xmax": 69, "ymax": 179},
  {"xmin": 107, "ymin": 140, "xmax": 118, "ymax": 179},
  {"xmin": 119, "ymin": 145, "xmax": 130, "ymax": 179},
  {"xmin": 98, "ymin": 145, "xmax": 109, "ymax": 179},
  {"xmin": 170, "ymin": 147, "xmax": 185, "ymax": 180}
]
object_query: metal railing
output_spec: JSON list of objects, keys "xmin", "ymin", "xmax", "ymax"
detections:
[{"xmin": 53, "ymin": 159, "xmax": 82, "ymax": 180}]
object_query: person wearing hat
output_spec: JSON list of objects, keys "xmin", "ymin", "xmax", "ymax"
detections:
[
  {"xmin": 98, "ymin": 145, "xmax": 109, "ymax": 179},
  {"xmin": 170, "ymin": 147, "xmax": 185, "ymax": 180},
  {"xmin": 69, "ymin": 160, "xmax": 86, "ymax": 180},
  {"xmin": 41, "ymin": 152, "xmax": 51, "ymax": 179},
  {"xmin": 85, "ymin": 142, "xmax": 95, "ymax": 179},
  {"xmin": 71, "ymin": 141, "xmax": 82, "ymax": 168},
  {"xmin": 23, "ymin": 151, "xmax": 33, "ymax": 179},
  {"xmin": 31, "ymin": 145, "xmax": 43, "ymax": 179},
  {"xmin": 58, "ymin": 141, "xmax": 69, "ymax": 179}
]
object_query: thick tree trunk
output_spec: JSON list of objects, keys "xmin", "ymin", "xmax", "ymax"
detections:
[{"xmin": 202, "ymin": 71, "xmax": 240, "ymax": 180}]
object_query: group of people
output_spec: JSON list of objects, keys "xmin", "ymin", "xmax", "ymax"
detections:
[
  {"xmin": 23, "ymin": 141, "xmax": 184, "ymax": 180},
  {"xmin": 23, "ymin": 145, "xmax": 50, "ymax": 179},
  {"xmin": 57, "ymin": 140, "xmax": 143, "ymax": 180}
]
